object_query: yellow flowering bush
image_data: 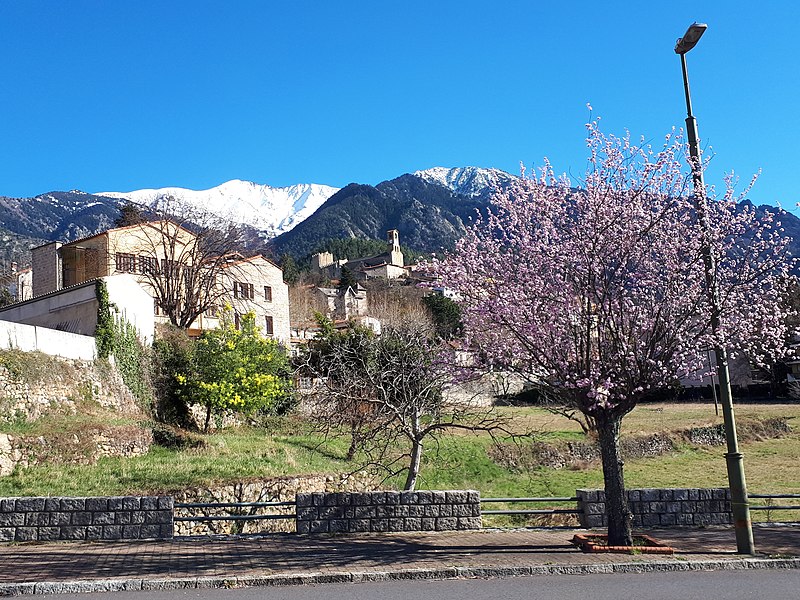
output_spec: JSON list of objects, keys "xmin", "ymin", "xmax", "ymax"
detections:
[{"xmin": 177, "ymin": 310, "xmax": 292, "ymax": 431}]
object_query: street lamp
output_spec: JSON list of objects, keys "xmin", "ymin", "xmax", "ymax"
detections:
[{"xmin": 675, "ymin": 22, "xmax": 755, "ymax": 555}]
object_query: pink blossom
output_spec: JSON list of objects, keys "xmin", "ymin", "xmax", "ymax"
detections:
[{"xmin": 425, "ymin": 120, "xmax": 795, "ymax": 417}]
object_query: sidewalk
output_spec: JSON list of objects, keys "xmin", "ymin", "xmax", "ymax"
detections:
[{"xmin": 0, "ymin": 525, "xmax": 798, "ymax": 595}]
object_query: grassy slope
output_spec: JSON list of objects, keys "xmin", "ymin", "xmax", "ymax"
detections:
[{"xmin": 1, "ymin": 404, "xmax": 798, "ymax": 523}]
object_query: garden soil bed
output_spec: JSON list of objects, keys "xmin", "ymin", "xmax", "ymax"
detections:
[{"xmin": 571, "ymin": 533, "xmax": 674, "ymax": 554}]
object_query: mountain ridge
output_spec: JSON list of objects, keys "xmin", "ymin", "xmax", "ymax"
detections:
[
  {"xmin": 1, "ymin": 167, "xmax": 798, "ymax": 274},
  {"xmin": 97, "ymin": 179, "xmax": 340, "ymax": 238}
]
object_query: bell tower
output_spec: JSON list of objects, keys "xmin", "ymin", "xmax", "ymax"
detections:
[{"xmin": 387, "ymin": 229, "xmax": 403, "ymax": 267}]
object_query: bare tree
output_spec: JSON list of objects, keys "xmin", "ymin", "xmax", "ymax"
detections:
[
  {"xmin": 111, "ymin": 198, "xmax": 253, "ymax": 329},
  {"xmin": 363, "ymin": 279, "xmax": 429, "ymax": 328},
  {"xmin": 299, "ymin": 318, "xmax": 514, "ymax": 490},
  {"xmin": 288, "ymin": 279, "xmax": 322, "ymax": 327}
]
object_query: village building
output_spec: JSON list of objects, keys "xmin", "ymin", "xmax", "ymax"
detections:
[
  {"xmin": 311, "ymin": 229, "xmax": 408, "ymax": 281},
  {"xmin": 0, "ymin": 274, "xmax": 155, "ymax": 345},
  {"xmin": 203, "ymin": 254, "xmax": 290, "ymax": 342},
  {"xmin": 0, "ymin": 262, "xmax": 33, "ymax": 303},
  {"xmin": 315, "ymin": 284, "xmax": 368, "ymax": 321},
  {"xmin": 2, "ymin": 221, "xmax": 290, "ymax": 344}
]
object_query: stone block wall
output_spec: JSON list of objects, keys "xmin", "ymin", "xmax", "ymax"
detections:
[
  {"xmin": 0, "ymin": 496, "xmax": 174, "ymax": 542},
  {"xmin": 296, "ymin": 490, "xmax": 482, "ymax": 534},
  {"xmin": 577, "ymin": 488, "xmax": 732, "ymax": 528}
]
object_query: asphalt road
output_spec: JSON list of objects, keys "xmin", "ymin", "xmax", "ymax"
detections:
[{"xmin": 40, "ymin": 570, "xmax": 800, "ymax": 600}]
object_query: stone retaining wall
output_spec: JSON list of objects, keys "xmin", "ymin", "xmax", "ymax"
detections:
[
  {"xmin": 295, "ymin": 490, "xmax": 482, "ymax": 534},
  {"xmin": 577, "ymin": 488, "xmax": 732, "ymax": 528},
  {"xmin": 0, "ymin": 357, "xmax": 142, "ymax": 426},
  {"xmin": 0, "ymin": 496, "xmax": 174, "ymax": 542},
  {"xmin": 173, "ymin": 474, "xmax": 373, "ymax": 536}
]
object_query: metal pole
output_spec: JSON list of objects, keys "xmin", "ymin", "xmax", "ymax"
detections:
[
  {"xmin": 679, "ymin": 51, "xmax": 755, "ymax": 555},
  {"xmin": 708, "ymin": 349, "xmax": 719, "ymax": 416}
]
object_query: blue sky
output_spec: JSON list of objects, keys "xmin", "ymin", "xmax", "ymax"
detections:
[{"xmin": 1, "ymin": 1, "xmax": 797, "ymax": 213}]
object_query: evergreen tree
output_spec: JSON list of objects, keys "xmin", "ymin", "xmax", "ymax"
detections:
[
  {"xmin": 280, "ymin": 253, "xmax": 300, "ymax": 285},
  {"xmin": 114, "ymin": 201, "xmax": 148, "ymax": 227},
  {"xmin": 338, "ymin": 265, "xmax": 359, "ymax": 293},
  {"xmin": 422, "ymin": 293, "xmax": 463, "ymax": 340}
]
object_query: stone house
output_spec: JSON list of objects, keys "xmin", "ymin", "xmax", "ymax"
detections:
[
  {"xmin": 315, "ymin": 284, "xmax": 368, "ymax": 321},
  {"xmin": 23, "ymin": 221, "xmax": 290, "ymax": 343},
  {"xmin": 0, "ymin": 262, "xmax": 33, "ymax": 303},
  {"xmin": 202, "ymin": 254, "xmax": 291, "ymax": 343},
  {"xmin": 30, "ymin": 221, "xmax": 198, "ymax": 298}
]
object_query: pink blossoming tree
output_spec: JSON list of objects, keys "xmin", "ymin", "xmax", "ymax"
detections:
[{"xmin": 429, "ymin": 121, "xmax": 794, "ymax": 545}]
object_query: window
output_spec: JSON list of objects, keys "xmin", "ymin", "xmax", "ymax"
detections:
[
  {"xmin": 115, "ymin": 253, "xmax": 136, "ymax": 273},
  {"xmin": 183, "ymin": 266, "xmax": 195, "ymax": 289},
  {"xmin": 234, "ymin": 281, "xmax": 254, "ymax": 300},
  {"xmin": 139, "ymin": 255, "xmax": 157, "ymax": 274},
  {"xmin": 264, "ymin": 315, "xmax": 274, "ymax": 336},
  {"xmin": 264, "ymin": 285, "xmax": 273, "ymax": 302},
  {"xmin": 234, "ymin": 312, "xmax": 241, "ymax": 330},
  {"xmin": 160, "ymin": 258, "xmax": 179, "ymax": 276}
]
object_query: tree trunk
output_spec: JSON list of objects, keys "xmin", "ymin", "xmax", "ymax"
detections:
[
  {"xmin": 204, "ymin": 404, "xmax": 212, "ymax": 433},
  {"xmin": 596, "ymin": 415, "xmax": 632, "ymax": 546},
  {"xmin": 346, "ymin": 430, "xmax": 358, "ymax": 461},
  {"xmin": 404, "ymin": 409, "xmax": 423, "ymax": 491},
  {"xmin": 404, "ymin": 437, "xmax": 423, "ymax": 491}
]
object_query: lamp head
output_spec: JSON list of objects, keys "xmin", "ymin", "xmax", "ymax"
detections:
[{"xmin": 674, "ymin": 22, "xmax": 707, "ymax": 54}]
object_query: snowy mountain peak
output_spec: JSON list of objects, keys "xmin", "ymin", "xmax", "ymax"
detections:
[
  {"xmin": 413, "ymin": 167, "xmax": 517, "ymax": 197},
  {"xmin": 97, "ymin": 179, "xmax": 340, "ymax": 237}
]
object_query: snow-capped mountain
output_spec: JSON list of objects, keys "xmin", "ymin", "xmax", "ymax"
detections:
[
  {"xmin": 97, "ymin": 179, "xmax": 340, "ymax": 237},
  {"xmin": 413, "ymin": 167, "xmax": 517, "ymax": 198}
]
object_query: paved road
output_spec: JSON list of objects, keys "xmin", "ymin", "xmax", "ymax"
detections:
[
  {"xmin": 1, "ymin": 526, "xmax": 797, "ymax": 595},
  {"xmin": 36, "ymin": 570, "xmax": 800, "ymax": 600}
]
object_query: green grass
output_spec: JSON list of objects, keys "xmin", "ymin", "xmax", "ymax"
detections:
[
  {"xmin": 1, "ymin": 404, "xmax": 798, "ymax": 527},
  {"xmin": 0, "ymin": 424, "xmax": 353, "ymax": 496}
]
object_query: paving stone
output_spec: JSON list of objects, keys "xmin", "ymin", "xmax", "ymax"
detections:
[
  {"xmin": 72, "ymin": 512, "xmax": 93, "ymax": 526},
  {"xmin": 0, "ymin": 525, "xmax": 796, "ymax": 593},
  {"xmin": 122, "ymin": 497, "xmax": 141, "ymax": 511},
  {"xmin": 93, "ymin": 512, "xmax": 115, "ymax": 525},
  {"xmin": 400, "ymin": 492, "xmax": 418, "ymax": 505},
  {"xmin": 14, "ymin": 528, "xmax": 36, "ymax": 542}
]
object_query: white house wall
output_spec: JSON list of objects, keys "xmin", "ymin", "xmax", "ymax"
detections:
[
  {"xmin": 103, "ymin": 274, "xmax": 156, "ymax": 345},
  {"xmin": 0, "ymin": 320, "xmax": 96, "ymax": 360},
  {"xmin": 0, "ymin": 275, "xmax": 154, "ymax": 346}
]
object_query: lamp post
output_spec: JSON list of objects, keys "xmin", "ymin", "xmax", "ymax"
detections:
[{"xmin": 675, "ymin": 22, "xmax": 755, "ymax": 555}]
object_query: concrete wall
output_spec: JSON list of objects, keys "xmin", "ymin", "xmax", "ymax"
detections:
[
  {"xmin": 0, "ymin": 275, "xmax": 154, "ymax": 346},
  {"xmin": 0, "ymin": 496, "xmax": 174, "ymax": 542},
  {"xmin": 577, "ymin": 488, "xmax": 732, "ymax": 528},
  {"xmin": 296, "ymin": 490, "xmax": 482, "ymax": 534},
  {"xmin": 0, "ymin": 279, "xmax": 99, "ymax": 336},
  {"xmin": 0, "ymin": 320, "xmax": 96, "ymax": 360}
]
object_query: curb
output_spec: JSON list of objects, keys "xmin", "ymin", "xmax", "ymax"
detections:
[{"xmin": 0, "ymin": 557, "xmax": 798, "ymax": 596}]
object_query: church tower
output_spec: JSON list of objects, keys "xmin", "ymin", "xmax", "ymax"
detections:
[{"xmin": 387, "ymin": 229, "xmax": 403, "ymax": 267}]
